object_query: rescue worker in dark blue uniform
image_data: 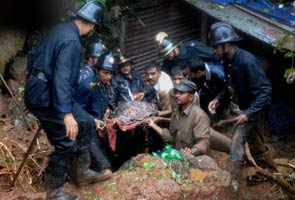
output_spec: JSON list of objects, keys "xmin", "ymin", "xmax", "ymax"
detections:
[
  {"xmin": 75, "ymin": 44, "xmax": 114, "ymax": 175},
  {"xmin": 155, "ymin": 32, "xmax": 221, "ymax": 74},
  {"xmin": 208, "ymin": 22, "xmax": 276, "ymax": 192},
  {"xmin": 86, "ymin": 52, "xmax": 123, "ymax": 170},
  {"xmin": 87, "ymin": 52, "xmax": 116, "ymax": 120},
  {"xmin": 112, "ymin": 55, "xmax": 153, "ymax": 105},
  {"xmin": 24, "ymin": 1, "xmax": 111, "ymax": 199},
  {"xmin": 76, "ymin": 39, "xmax": 105, "ymax": 111},
  {"xmin": 81, "ymin": 52, "xmax": 116, "ymax": 173},
  {"xmin": 187, "ymin": 57, "xmax": 229, "ymax": 123},
  {"xmin": 110, "ymin": 56, "xmax": 154, "ymax": 168}
]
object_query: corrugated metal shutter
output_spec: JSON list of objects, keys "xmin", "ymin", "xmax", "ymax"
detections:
[{"xmin": 122, "ymin": 0, "xmax": 201, "ymax": 76}]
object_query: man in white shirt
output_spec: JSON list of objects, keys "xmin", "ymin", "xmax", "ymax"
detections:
[
  {"xmin": 144, "ymin": 61, "xmax": 173, "ymax": 111},
  {"xmin": 144, "ymin": 61, "xmax": 173, "ymax": 153}
]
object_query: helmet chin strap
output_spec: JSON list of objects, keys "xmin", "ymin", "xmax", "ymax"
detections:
[
  {"xmin": 221, "ymin": 44, "xmax": 227, "ymax": 60},
  {"xmin": 167, "ymin": 49, "xmax": 175, "ymax": 60},
  {"xmin": 223, "ymin": 43, "xmax": 237, "ymax": 61},
  {"xmin": 172, "ymin": 49, "xmax": 177, "ymax": 58},
  {"xmin": 86, "ymin": 28, "xmax": 96, "ymax": 37}
]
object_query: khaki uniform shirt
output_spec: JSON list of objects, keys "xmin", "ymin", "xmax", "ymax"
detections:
[{"xmin": 162, "ymin": 102, "xmax": 210, "ymax": 154}]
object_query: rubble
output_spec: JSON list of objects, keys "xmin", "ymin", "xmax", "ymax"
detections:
[{"xmin": 84, "ymin": 153, "xmax": 231, "ymax": 200}]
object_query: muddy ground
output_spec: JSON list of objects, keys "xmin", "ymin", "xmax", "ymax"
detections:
[{"xmin": 0, "ymin": 96, "xmax": 295, "ymax": 200}]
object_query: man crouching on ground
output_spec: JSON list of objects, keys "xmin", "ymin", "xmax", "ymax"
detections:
[{"xmin": 146, "ymin": 80, "xmax": 231, "ymax": 156}]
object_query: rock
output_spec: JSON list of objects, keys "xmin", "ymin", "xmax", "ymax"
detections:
[
  {"xmin": 8, "ymin": 56, "xmax": 28, "ymax": 84},
  {"xmin": 6, "ymin": 79, "xmax": 20, "ymax": 95},
  {"xmin": 0, "ymin": 189, "xmax": 45, "ymax": 200},
  {"xmin": 0, "ymin": 29, "xmax": 26, "ymax": 75},
  {"xmin": 0, "ymin": 93, "xmax": 10, "ymax": 117},
  {"xmin": 181, "ymin": 152, "xmax": 220, "ymax": 171},
  {"xmin": 85, "ymin": 153, "xmax": 231, "ymax": 200}
]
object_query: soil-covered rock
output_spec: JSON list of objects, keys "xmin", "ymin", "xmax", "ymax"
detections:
[
  {"xmin": 8, "ymin": 55, "xmax": 27, "ymax": 84},
  {"xmin": 77, "ymin": 153, "xmax": 231, "ymax": 200},
  {"xmin": 0, "ymin": 29, "xmax": 26, "ymax": 75},
  {"xmin": 0, "ymin": 100, "xmax": 295, "ymax": 200}
]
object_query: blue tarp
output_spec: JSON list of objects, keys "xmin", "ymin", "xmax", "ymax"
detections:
[{"xmin": 210, "ymin": 0, "xmax": 295, "ymax": 27}]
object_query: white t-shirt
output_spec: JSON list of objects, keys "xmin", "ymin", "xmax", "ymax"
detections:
[{"xmin": 153, "ymin": 71, "xmax": 173, "ymax": 93}]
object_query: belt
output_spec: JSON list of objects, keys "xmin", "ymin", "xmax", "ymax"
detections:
[{"xmin": 31, "ymin": 69, "xmax": 48, "ymax": 82}]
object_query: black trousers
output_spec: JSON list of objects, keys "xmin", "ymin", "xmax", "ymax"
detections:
[
  {"xmin": 31, "ymin": 103, "xmax": 93, "ymax": 183},
  {"xmin": 89, "ymin": 129, "xmax": 111, "ymax": 172},
  {"xmin": 230, "ymin": 121, "xmax": 267, "ymax": 163}
]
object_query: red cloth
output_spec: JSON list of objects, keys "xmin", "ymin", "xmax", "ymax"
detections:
[{"xmin": 107, "ymin": 118, "xmax": 145, "ymax": 151}]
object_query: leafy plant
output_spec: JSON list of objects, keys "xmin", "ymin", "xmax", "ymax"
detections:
[
  {"xmin": 92, "ymin": 198, "xmax": 104, "ymax": 200},
  {"xmin": 273, "ymin": 31, "xmax": 295, "ymax": 78},
  {"xmin": 143, "ymin": 162, "xmax": 155, "ymax": 171}
]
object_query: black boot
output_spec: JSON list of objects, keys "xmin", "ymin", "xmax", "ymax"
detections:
[
  {"xmin": 76, "ymin": 149, "xmax": 112, "ymax": 187},
  {"xmin": 44, "ymin": 172, "xmax": 80, "ymax": 200},
  {"xmin": 89, "ymin": 141, "xmax": 111, "ymax": 172}
]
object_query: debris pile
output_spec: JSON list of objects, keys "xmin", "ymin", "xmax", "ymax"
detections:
[{"xmin": 84, "ymin": 153, "xmax": 231, "ymax": 200}]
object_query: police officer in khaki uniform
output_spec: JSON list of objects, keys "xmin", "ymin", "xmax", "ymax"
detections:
[{"xmin": 146, "ymin": 80, "xmax": 231, "ymax": 155}]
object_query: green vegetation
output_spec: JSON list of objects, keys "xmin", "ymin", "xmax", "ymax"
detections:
[
  {"xmin": 273, "ymin": 31, "xmax": 295, "ymax": 78},
  {"xmin": 143, "ymin": 162, "xmax": 156, "ymax": 171},
  {"xmin": 87, "ymin": 191, "xmax": 103, "ymax": 200}
]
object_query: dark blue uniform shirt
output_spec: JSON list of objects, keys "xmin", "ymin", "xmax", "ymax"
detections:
[
  {"xmin": 112, "ymin": 70, "xmax": 153, "ymax": 104},
  {"xmin": 225, "ymin": 47, "xmax": 272, "ymax": 119},
  {"xmin": 25, "ymin": 21, "xmax": 82, "ymax": 113},
  {"xmin": 75, "ymin": 62, "xmax": 97, "ymax": 111},
  {"xmin": 161, "ymin": 40, "xmax": 221, "ymax": 74},
  {"xmin": 196, "ymin": 62, "xmax": 229, "ymax": 117},
  {"xmin": 204, "ymin": 62, "xmax": 228, "ymax": 103},
  {"xmin": 88, "ymin": 82, "xmax": 116, "ymax": 120}
]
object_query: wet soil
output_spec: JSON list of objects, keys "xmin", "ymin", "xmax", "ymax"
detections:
[{"xmin": 0, "ymin": 112, "xmax": 294, "ymax": 200}]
